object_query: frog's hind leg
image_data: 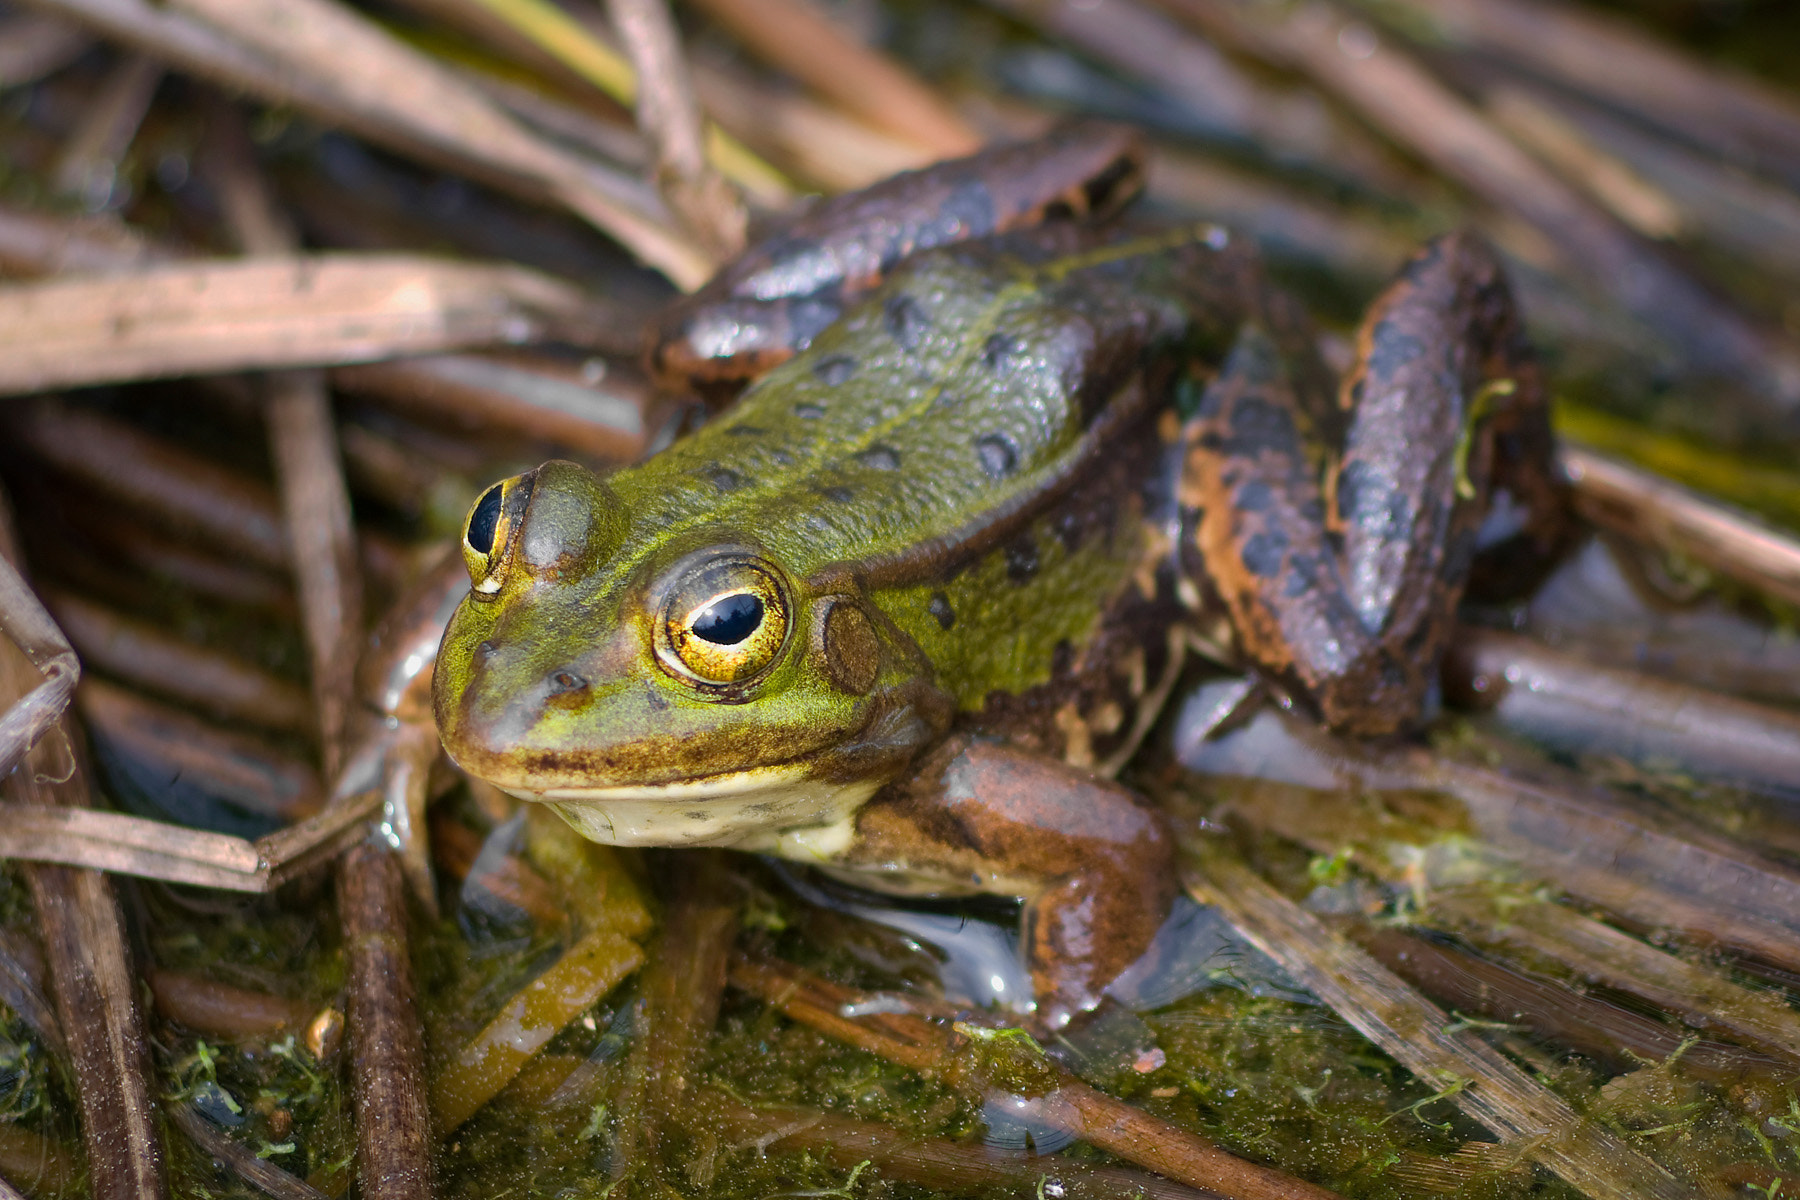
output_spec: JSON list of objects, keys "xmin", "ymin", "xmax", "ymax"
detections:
[
  {"xmin": 1180, "ymin": 231, "xmax": 1563, "ymax": 736},
  {"xmin": 845, "ymin": 735, "xmax": 1176, "ymax": 1031}
]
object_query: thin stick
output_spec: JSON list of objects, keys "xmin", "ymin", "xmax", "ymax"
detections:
[
  {"xmin": 687, "ymin": 0, "xmax": 979, "ymax": 158},
  {"xmin": 25, "ymin": 0, "xmax": 714, "ymax": 285},
  {"xmin": 0, "ymin": 510, "xmax": 167, "ymax": 1200},
  {"xmin": 610, "ymin": 852, "xmax": 739, "ymax": 1174},
  {"xmin": 1429, "ymin": 891, "xmax": 1800, "ymax": 1071},
  {"xmin": 706, "ymin": 1093, "xmax": 1220, "ymax": 1200},
  {"xmin": 47, "ymin": 589, "xmax": 314, "ymax": 735},
  {"xmin": 1348, "ymin": 923, "xmax": 1776, "ymax": 1080},
  {"xmin": 338, "ymin": 842, "xmax": 433, "ymax": 1200},
  {"xmin": 690, "ymin": 59, "xmax": 935, "ymax": 191},
  {"xmin": 1380, "ymin": 0, "xmax": 1800, "ymax": 189},
  {"xmin": 1186, "ymin": 843, "xmax": 1711, "ymax": 1200},
  {"xmin": 331, "ymin": 355, "xmax": 647, "ymax": 462},
  {"xmin": 0, "ymin": 252, "xmax": 605, "ymax": 395},
  {"xmin": 49, "ymin": 53, "xmax": 161, "ymax": 203},
  {"xmin": 1560, "ymin": 442, "xmax": 1800, "ymax": 608},
  {"xmin": 0, "ymin": 202, "xmax": 158, "ymax": 277},
  {"xmin": 608, "ymin": 0, "xmax": 745, "ymax": 258},
  {"xmin": 204, "ymin": 107, "xmax": 366, "ymax": 776},
  {"xmin": 729, "ymin": 954, "xmax": 1344, "ymax": 1200},
  {"xmin": 0, "ymin": 553, "xmax": 77, "ymax": 781},
  {"xmin": 1445, "ymin": 625, "xmax": 1800, "ymax": 794},
  {"xmin": 1154, "ymin": 0, "xmax": 1798, "ymax": 404},
  {"xmin": 444, "ymin": 0, "xmax": 793, "ymax": 205},
  {"xmin": 0, "ymin": 770, "xmax": 375, "ymax": 889},
  {"xmin": 0, "ymin": 12, "xmax": 92, "ymax": 88},
  {"xmin": 8, "ymin": 404, "xmax": 289, "ymax": 569},
  {"xmin": 169, "ymin": 1103, "xmax": 327, "ymax": 1200}
]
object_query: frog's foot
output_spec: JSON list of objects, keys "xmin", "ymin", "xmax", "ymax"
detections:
[
  {"xmin": 1180, "ymin": 231, "xmax": 1565, "ymax": 736},
  {"xmin": 843, "ymin": 735, "xmax": 1175, "ymax": 1032}
]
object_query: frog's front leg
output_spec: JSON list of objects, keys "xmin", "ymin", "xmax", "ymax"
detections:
[
  {"xmin": 842, "ymin": 735, "xmax": 1175, "ymax": 1031},
  {"xmin": 1182, "ymin": 231, "xmax": 1564, "ymax": 735}
]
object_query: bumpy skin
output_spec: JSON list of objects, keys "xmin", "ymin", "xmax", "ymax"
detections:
[
  {"xmin": 647, "ymin": 121, "xmax": 1147, "ymax": 397},
  {"xmin": 430, "ymin": 124, "xmax": 1563, "ymax": 1028},
  {"xmin": 1179, "ymin": 232, "xmax": 1567, "ymax": 734}
]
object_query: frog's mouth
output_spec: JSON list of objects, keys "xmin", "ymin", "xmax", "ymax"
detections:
[{"xmin": 504, "ymin": 765, "xmax": 882, "ymax": 852}]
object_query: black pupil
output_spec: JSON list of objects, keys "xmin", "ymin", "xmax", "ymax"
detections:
[
  {"xmin": 692, "ymin": 593, "xmax": 763, "ymax": 645},
  {"xmin": 467, "ymin": 484, "xmax": 503, "ymax": 555}
]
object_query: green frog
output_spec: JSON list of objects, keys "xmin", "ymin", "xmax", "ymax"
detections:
[{"xmin": 421, "ymin": 122, "xmax": 1564, "ymax": 1028}]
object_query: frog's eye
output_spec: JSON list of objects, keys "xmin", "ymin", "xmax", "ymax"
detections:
[
  {"xmin": 657, "ymin": 557, "xmax": 791, "ymax": 689},
  {"xmin": 461, "ymin": 473, "xmax": 535, "ymax": 595}
]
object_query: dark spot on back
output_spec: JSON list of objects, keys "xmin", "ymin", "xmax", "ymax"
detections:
[
  {"xmin": 816, "ymin": 484, "xmax": 855, "ymax": 503},
  {"xmin": 976, "ymin": 433, "xmax": 1018, "ymax": 478},
  {"xmin": 770, "ymin": 447, "xmax": 795, "ymax": 466},
  {"xmin": 1005, "ymin": 535, "xmax": 1039, "ymax": 583},
  {"xmin": 1234, "ymin": 480, "xmax": 1273, "ymax": 513},
  {"xmin": 812, "ymin": 354, "xmax": 857, "ymax": 386},
  {"xmin": 884, "ymin": 293, "xmax": 931, "ymax": 350},
  {"xmin": 1223, "ymin": 395, "xmax": 1299, "ymax": 459},
  {"xmin": 1240, "ymin": 530, "xmax": 1288, "ymax": 579},
  {"xmin": 856, "ymin": 444, "xmax": 901, "ymax": 471},
  {"xmin": 788, "ymin": 297, "xmax": 842, "ymax": 350},
  {"xmin": 1054, "ymin": 509, "xmax": 1085, "ymax": 553},
  {"xmin": 981, "ymin": 332, "xmax": 1019, "ymax": 374},
  {"xmin": 1383, "ymin": 489, "xmax": 1413, "ymax": 539},
  {"xmin": 794, "ymin": 402, "xmax": 825, "ymax": 419},
  {"xmin": 928, "ymin": 592, "xmax": 955, "ymax": 630},
  {"xmin": 1083, "ymin": 154, "xmax": 1139, "ymax": 212},
  {"xmin": 726, "ymin": 424, "xmax": 766, "ymax": 437},
  {"xmin": 1283, "ymin": 554, "xmax": 1318, "ymax": 597},
  {"xmin": 701, "ymin": 465, "xmax": 744, "ymax": 492}
]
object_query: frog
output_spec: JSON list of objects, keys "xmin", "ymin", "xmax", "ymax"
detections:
[{"xmin": 417, "ymin": 121, "xmax": 1565, "ymax": 1029}]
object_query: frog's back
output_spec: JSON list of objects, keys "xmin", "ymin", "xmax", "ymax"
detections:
[
  {"xmin": 614, "ymin": 227, "xmax": 1261, "ymax": 595},
  {"xmin": 611, "ymin": 227, "xmax": 1266, "ymax": 750}
]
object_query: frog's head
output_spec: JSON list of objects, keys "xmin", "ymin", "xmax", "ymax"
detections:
[{"xmin": 433, "ymin": 460, "xmax": 950, "ymax": 847}]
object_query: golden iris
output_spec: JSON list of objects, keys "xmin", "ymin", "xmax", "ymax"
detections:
[{"xmin": 658, "ymin": 557, "xmax": 790, "ymax": 687}]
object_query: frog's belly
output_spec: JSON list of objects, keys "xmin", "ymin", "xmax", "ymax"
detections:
[{"xmin": 517, "ymin": 768, "xmax": 881, "ymax": 850}]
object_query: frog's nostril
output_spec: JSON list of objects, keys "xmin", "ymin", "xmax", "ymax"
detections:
[{"xmin": 548, "ymin": 670, "xmax": 588, "ymax": 695}]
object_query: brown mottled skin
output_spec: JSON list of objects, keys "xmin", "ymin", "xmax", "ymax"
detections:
[
  {"xmin": 851, "ymin": 736, "xmax": 1177, "ymax": 1022},
  {"xmin": 1181, "ymin": 231, "xmax": 1566, "ymax": 733},
  {"xmin": 410, "ymin": 123, "xmax": 1567, "ymax": 1031}
]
